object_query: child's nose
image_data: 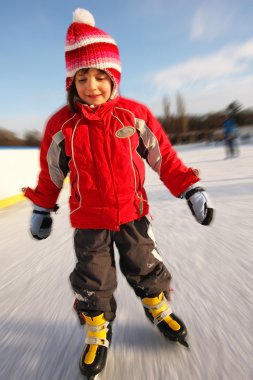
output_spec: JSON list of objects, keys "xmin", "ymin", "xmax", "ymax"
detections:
[{"xmin": 87, "ymin": 77, "xmax": 97, "ymax": 90}]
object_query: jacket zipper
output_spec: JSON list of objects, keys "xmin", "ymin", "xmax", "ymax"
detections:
[{"xmin": 132, "ymin": 161, "xmax": 143, "ymax": 215}]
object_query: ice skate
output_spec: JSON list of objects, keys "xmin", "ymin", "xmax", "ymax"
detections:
[
  {"xmin": 142, "ymin": 292, "xmax": 189, "ymax": 347},
  {"xmin": 79, "ymin": 312, "xmax": 112, "ymax": 379}
]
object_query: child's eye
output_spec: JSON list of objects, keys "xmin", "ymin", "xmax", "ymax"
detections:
[{"xmin": 97, "ymin": 76, "xmax": 106, "ymax": 81}]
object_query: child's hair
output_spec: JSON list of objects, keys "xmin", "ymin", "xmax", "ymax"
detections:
[
  {"xmin": 67, "ymin": 80, "xmax": 78, "ymax": 113},
  {"xmin": 67, "ymin": 68, "xmax": 89, "ymax": 112}
]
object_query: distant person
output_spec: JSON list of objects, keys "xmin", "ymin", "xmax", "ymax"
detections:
[
  {"xmin": 23, "ymin": 8, "xmax": 214, "ymax": 379},
  {"xmin": 222, "ymin": 114, "xmax": 239, "ymax": 158}
]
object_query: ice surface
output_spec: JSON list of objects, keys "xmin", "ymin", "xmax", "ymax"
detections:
[{"xmin": 0, "ymin": 142, "xmax": 252, "ymax": 380}]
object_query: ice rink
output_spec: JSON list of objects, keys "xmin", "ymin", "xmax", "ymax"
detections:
[{"xmin": 0, "ymin": 142, "xmax": 252, "ymax": 380}]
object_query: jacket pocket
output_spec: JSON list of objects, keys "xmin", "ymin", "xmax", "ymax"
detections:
[{"xmin": 133, "ymin": 161, "xmax": 141, "ymax": 192}]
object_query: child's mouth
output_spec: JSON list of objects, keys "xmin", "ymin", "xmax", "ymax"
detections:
[{"xmin": 88, "ymin": 94, "xmax": 101, "ymax": 98}]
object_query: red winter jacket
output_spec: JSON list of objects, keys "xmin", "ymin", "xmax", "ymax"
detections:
[{"xmin": 25, "ymin": 96, "xmax": 199, "ymax": 230}]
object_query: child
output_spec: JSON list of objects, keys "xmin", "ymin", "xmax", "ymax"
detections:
[{"xmin": 24, "ymin": 9, "xmax": 214, "ymax": 379}]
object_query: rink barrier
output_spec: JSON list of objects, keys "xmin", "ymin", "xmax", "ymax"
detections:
[
  {"xmin": 0, "ymin": 177, "xmax": 70, "ymax": 209},
  {"xmin": 0, "ymin": 193, "xmax": 25, "ymax": 208}
]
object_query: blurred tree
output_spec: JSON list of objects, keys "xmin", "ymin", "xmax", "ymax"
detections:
[
  {"xmin": 238, "ymin": 108, "xmax": 253, "ymax": 125},
  {"xmin": 162, "ymin": 96, "xmax": 171, "ymax": 134},
  {"xmin": 23, "ymin": 130, "xmax": 41, "ymax": 147},
  {"xmin": 0, "ymin": 128, "xmax": 23, "ymax": 146},
  {"xmin": 163, "ymin": 96, "xmax": 170, "ymax": 120},
  {"xmin": 176, "ymin": 92, "xmax": 188, "ymax": 134}
]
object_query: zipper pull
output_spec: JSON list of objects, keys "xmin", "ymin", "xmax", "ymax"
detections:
[{"xmin": 139, "ymin": 196, "xmax": 143, "ymax": 215}]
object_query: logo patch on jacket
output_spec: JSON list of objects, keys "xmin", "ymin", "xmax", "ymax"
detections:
[{"xmin": 115, "ymin": 126, "xmax": 136, "ymax": 138}]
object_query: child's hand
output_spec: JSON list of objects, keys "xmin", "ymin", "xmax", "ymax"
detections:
[
  {"xmin": 182, "ymin": 183, "xmax": 214, "ymax": 225},
  {"xmin": 30, "ymin": 204, "xmax": 54, "ymax": 240}
]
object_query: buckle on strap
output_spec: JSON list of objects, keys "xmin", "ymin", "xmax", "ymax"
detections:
[
  {"xmin": 85, "ymin": 336, "xmax": 110, "ymax": 348},
  {"xmin": 84, "ymin": 321, "xmax": 110, "ymax": 347},
  {"xmin": 85, "ymin": 321, "xmax": 109, "ymax": 332},
  {"xmin": 153, "ymin": 308, "xmax": 172, "ymax": 325},
  {"xmin": 143, "ymin": 300, "xmax": 166, "ymax": 311}
]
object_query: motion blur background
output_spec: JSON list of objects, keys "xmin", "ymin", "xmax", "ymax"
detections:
[{"xmin": 0, "ymin": 1, "xmax": 252, "ymax": 379}]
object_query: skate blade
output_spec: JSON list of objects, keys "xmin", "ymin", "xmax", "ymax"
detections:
[
  {"xmin": 84, "ymin": 375, "xmax": 99, "ymax": 380},
  {"xmin": 178, "ymin": 339, "xmax": 189, "ymax": 348}
]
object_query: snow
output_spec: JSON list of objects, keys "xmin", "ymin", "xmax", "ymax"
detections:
[{"xmin": 0, "ymin": 142, "xmax": 252, "ymax": 380}]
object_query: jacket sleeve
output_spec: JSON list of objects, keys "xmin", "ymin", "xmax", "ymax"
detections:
[
  {"xmin": 24, "ymin": 117, "xmax": 70, "ymax": 208},
  {"xmin": 135, "ymin": 107, "xmax": 199, "ymax": 197}
]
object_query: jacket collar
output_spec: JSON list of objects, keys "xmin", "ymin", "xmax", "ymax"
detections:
[{"xmin": 75, "ymin": 97, "xmax": 119, "ymax": 120}]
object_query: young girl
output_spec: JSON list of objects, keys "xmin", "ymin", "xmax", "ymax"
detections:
[{"xmin": 24, "ymin": 9, "xmax": 214, "ymax": 380}]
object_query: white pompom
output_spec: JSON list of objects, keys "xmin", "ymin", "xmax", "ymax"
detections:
[{"xmin": 73, "ymin": 8, "xmax": 95, "ymax": 26}]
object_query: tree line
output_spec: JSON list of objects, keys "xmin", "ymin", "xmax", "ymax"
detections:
[
  {"xmin": 158, "ymin": 97, "xmax": 253, "ymax": 145},
  {"xmin": 1, "ymin": 98, "xmax": 253, "ymax": 146},
  {"xmin": 0, "ymin": 129, "xmax": 41, "ymax": 147}
]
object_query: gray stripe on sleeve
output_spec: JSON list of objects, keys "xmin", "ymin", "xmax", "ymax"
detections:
[
  {"xmin": 47, "ymin": 131, "xmax": 65, "ymax": 188},
  {"xmin": 135, "ymin": 118, "xmax": 162, "ymax": 174}
]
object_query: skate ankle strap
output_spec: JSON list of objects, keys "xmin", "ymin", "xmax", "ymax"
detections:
[
  {"xmin": 85, "ymin": 336, "xmax": 110, "ymax": 348},
  {"xmin": 143, "ymin": 299, "xmax": 169, "ymax": 312},
  {"xmin": 85, "ymin": 321, "xmax": 109, "ymax": 332},
  {"xmin": 84, "ymin": 321, "xmax": 110, "ymax": 347},
  {"xmin": 142, "ymin": 298, "xmax": 173, "ymax": 325}
]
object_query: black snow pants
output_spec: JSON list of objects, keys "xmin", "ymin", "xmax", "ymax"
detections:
[{"xmin": 69, "ymin": 216, "xmax": 171, "ymax": 322}]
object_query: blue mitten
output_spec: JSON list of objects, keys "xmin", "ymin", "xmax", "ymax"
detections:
[
  {"xmin": 30, "ymin": 204, "xmax": 58, "ymax": 240},
  {"xmin": 182, "ymin": 183, "xmax": 214, "ymax": 226}
]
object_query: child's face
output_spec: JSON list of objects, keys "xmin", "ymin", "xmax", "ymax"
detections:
[{"xmin": 74, "ymin": 68, "xmax": 112, "ymax": 106}]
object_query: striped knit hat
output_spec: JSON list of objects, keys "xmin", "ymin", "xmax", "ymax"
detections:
[{"xmin": 65, "ymin": 8, "xmax": 121, "ymax": 98}]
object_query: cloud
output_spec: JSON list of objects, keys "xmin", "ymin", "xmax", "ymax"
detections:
[
  {"xmin": 148, "ymin": 73, "xmax": 253, "ymax": 116},
  {"xmin": 190, "ymin": 0, "xmax": 234, "ymax": 41},
  {"xmin": 152, "ymin": 38, "xmax": 253, "ymax": 91},
  {"xmin": 184, "ymin": 75, "xmax": 253, "ymax": 114},
  {"xmin": 147, "ymin": 38, "xmax": 253, "ymax": 114}
]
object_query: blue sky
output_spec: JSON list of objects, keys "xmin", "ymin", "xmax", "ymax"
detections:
[{"xmin": 1, "ymin": 0, "xmax": 253, "ymax": 136}]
